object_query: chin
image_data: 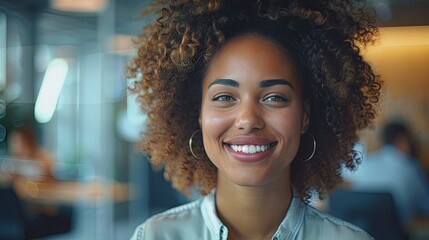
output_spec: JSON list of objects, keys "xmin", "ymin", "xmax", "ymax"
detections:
[{"xmin": 227, "ymin": 173, "xmax": 275, "ymax": 187}]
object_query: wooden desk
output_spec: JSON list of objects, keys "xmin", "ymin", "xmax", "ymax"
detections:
[
  {"xmin": 12, "ymin": 177, "xmax": 132, "ymax": 205},
  {"xmin": 407, "ymin": 216, "xmax": 429, "ymax": 240}
]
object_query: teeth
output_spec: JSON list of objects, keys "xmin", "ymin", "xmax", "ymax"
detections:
[{"xmin": 229, "ymin": 144, "xmax": 272, "ymax": 154}]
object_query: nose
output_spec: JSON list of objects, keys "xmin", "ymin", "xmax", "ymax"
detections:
[{"xmin": 234, "ymin": 101, "xmax": 264, "ymax": 132}]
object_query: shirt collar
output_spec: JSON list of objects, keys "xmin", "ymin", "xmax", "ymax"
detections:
[
  {"xmin": 200, "ymin": 189, "xmax": 305, "ymax": 240},
  {"xmin": 201, "ymin": 190, "xmax": 228, "ymax": 239},
  {"xmin": 274, "ymin": 195, "xmax": 305, "ymax": 239}
]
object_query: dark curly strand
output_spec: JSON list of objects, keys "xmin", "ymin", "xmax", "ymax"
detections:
[{"xmin": 127, "ymin": 0, "xmax": 381, "ymax": 201}]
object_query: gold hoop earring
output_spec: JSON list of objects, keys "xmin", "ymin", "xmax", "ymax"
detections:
[
  {"xmin": 189, "ymin": 130, "xmax": 205, "ymax": 159},
  {"xmin": 301, "ymin": 132, "xmax": 316, "ymax": 162}
]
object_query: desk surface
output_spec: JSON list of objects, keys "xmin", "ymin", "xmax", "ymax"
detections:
[
  {"xmin": 11, "ymin": 177, "xmax": 132, "ymax": 205},
  {"xmin": 407, "ymin": 216, "xmax": 429, "ymax": 239}
]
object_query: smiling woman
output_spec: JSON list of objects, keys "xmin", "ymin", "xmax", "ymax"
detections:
[
  {"xmin": 200, "ymin": 35, "xmax": 305, "ymax": 190},
  {"xmin": 127, "ymin": 0, "xmax": 381, "ymax": 239}
]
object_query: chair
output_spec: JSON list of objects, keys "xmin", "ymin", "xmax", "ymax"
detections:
[
  {"xmin": 328, "ymin": 189, "xmax": 408, "ymax": 240},
  {"xmin": 25, "ymin": 204, "xmax": 74, "ymax": 239},
  {"xmin": 0, "ymin": 186, "xmax": 74, "ymax": 239},
  {"xmin": 0, "ymin": 187, "xmax": 26, "ymax": 240}
]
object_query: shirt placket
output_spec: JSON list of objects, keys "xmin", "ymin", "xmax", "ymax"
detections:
[{"xmin": 219, "ymin": 225, "xmax": 228, "ymax": 240}]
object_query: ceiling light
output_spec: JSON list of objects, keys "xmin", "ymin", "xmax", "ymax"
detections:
[
  {"xmin": 50, "ymin": 0, "xmax": 107, "ymax": 13},
  {"xmin": 34, "ymin": 58, "xmax": 69, "ymax": 124}
]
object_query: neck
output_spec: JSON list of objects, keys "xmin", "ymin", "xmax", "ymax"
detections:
[{"xmin": 215, "ymin": 173, "xmax": 292, "ymax": 240}]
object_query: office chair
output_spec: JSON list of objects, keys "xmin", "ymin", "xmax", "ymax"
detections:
[
  {"xmin": 328, "ymin": 189, "xmax": 408, "ymax": 240},
  {"xmin": 0, "ymin": 187, "xmax": 26, "ymax": 240},
  {"xmin": 0, "ymin": 187, "xmax": 74, "ymax": 239}
]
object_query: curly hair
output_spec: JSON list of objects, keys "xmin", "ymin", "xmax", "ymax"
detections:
[{"xmin": 127, "ymin": 0, "xmax": 382, "ymax": 201}]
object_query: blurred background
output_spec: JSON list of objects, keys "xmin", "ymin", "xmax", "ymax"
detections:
[{"xmin": 0, "ymin": 0, "xmax": 428, "ymax": 239}]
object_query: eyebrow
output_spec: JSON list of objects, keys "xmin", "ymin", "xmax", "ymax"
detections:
[
  {"xmin": 208, "ymin": 79, "xmax": 239, "ymax": 89},
  {"xmin": 207, "ymin": 78, "xmax": 294, "ymax": 89},
  {"xmin": 259, "ymin": 79, "xmax": 294, "ymax": 89}
]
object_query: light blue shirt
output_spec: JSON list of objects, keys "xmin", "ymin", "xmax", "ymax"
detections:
[
  {"xmin": 343, "ymin": 145, "xmax": 429, "ymax": 226},
  {"xmin": 130, "ymin": 190, "xmax": 372, "ymax": 240}
]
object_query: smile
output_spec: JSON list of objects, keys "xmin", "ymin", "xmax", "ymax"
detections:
[{"xmin": 227, "ymin": 143, "xmax": 276, "ymax": 154}]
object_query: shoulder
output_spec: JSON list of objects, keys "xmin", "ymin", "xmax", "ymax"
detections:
[
  {"xmin": 302, "ymin": 204, "xmax": 374, "ymax": 240},
  {"xmin": 130, "ymin": 199, "xmax": 204, "ymax": 240}
]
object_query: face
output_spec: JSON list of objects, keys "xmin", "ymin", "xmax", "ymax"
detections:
[
  {"xmin": 9, "ymin": 132, "xmax": 31, "ymax": 157},
  {"xmin": 200, "ymin": 35, "xmax": 309, "ymax": 188}
]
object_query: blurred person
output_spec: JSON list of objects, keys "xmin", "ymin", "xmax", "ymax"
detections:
[
  {"xmin": 3, "ymin": 126, "xmax": 73, "ymax": 239},
  {"xmin": 344, "ymin": 121, "xmax": 429, "ymax": 228},
  {"xmin": 128, "ymin": 0, "xmax": 382, "ymax": 239},
  {"xmin": 7, "ymin": 125, "xmax": 54, "ymax": 179}
]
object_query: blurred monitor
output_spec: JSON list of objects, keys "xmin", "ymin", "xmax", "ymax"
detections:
[{"xmin": 0, "ymin": 156, "xmax": 44, "ymax": 179}]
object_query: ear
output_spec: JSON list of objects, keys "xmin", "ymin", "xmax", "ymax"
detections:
[
  {"xmin": 301, "ymin": 102, "xmax": 310, "ymax": 133},
  {"xmin": 198, "ymin": 114, "xmax": 202, "ymax": 128}
]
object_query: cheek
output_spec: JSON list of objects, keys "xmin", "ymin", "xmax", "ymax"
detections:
[
  {"xmin": 273, "ymin": 116, "xmax": 302, "ymax": 135},
  {"xmin": 200, "ymin": 110, "xmax": 234, "ymax": 161},
  {"xmin": 270, "ymin": 104, "xmax": 303, "ymax": 130},
  {"xmin": 201, "ymin": 111, "xmax": 232, "ymax": 143},
  {"xmin": 269, "ymin": 109, "xmax": 304, "ymax": 150}
]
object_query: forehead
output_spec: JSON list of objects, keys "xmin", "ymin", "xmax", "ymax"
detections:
[{"xmin": 203, "ymin": 34, "xmax": 301, "ymax": 86}]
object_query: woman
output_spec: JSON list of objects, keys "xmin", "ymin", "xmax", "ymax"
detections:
[{"xmin": 128, "ymin": 0, "xmax": 381, "ymax": 239}]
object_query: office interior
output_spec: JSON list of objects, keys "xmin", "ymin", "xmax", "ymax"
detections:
[{"xmin": 0, "ymin": 0, "xmax": 428, "ymax": 239}]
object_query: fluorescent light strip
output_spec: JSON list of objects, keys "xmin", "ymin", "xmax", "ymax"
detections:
[{"xmin": 34, "ymin": 58, "xmax": 69, "ymax": 124}]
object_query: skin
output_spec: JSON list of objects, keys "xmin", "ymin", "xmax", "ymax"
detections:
[
  {"xmin": 9, "ymin": 132, "xmax": 34, "ymax": 157},
  {"xmin": 199, "ymin": 34, "xmax": 309, "ymax": 240},
  {"xmin": 394, "ymin": 134, "xmax": 412, "ymax": 156}
]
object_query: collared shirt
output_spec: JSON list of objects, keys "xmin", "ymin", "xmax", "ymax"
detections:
[{"xmin": 130, "ymin": 191, "xmax": 373, "ymax": 240}]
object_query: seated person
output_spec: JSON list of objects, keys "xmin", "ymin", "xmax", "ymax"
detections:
[
  {"xmin": 4, "ymin": 126, "xmax": 72, "ymax": 239},
  {"xmin": 7, "ymin": 126, "xmax": 54, "ymax": 180},
  {"xmin": 344, "ymin": 121, "xmax": 429, "ymax": 228}
]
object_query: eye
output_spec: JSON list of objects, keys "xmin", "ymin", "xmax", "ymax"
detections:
[
  {"xmin": 263, "ymin": 95, "xmax": 288, "ymax": 103},
  {"xmin": 212, "ymin": 94, "xmax": 236, "ymax": 102}
]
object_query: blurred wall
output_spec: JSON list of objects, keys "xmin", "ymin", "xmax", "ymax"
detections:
[{"xmin": 361, "ymin": 26, "xmax": 429, "ymax": 171}]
